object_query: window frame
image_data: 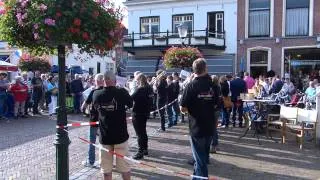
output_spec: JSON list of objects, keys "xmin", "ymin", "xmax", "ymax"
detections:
[
  {"xmin": 248, "ymin": 0, "xmax": 271, "ymax": 38},
  {"xmin": 207, "ymin": 11, "xmax": 225, "ymax": 38},
  {"xmin": 139, "ymin": 16, "xmax": 160, "ymax": 35},
  {"xmin": 172, "ymin": 14, "xmax": 194, "ymax": 34},
  {"xmin": 285, "ymin": 0, "xmax": 310, "ymax": 37}
]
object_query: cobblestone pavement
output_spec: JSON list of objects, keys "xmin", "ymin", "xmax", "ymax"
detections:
[{"xmin": 0, "ymin": 114, "xmax": 320, "ymax": 180}]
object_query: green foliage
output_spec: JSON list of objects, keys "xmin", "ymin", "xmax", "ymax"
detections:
[
  {"xmin": 0, "ymin": 0, "xmax": 124, "ymax": 55},
  {"xmin": 163, "ymin": 46, "xmax": 203, "ymax": 69}
]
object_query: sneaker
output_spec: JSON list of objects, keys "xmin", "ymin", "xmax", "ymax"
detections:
[
  {"xmin": 82, "ymin": 161, "xmax": 95, "ymax": 168},
  {"xmin": 133, "ymin": 152, "xmax": 144, "ymax": 160}
]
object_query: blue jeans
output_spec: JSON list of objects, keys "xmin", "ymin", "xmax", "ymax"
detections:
[
  {"xmin": 190, "ymin": 136, "xmax": 212, "ymax": 180},
  {"xmin": 73, "ymin": 94, "xmax": 82, "ymax": 112},
  {"xmin": 221, "ymin": 107, "xmax": 230, "ymax": 126},
  {"xmin": 0, "ymin": 92, "xmax": 7, "ymax": 117},
  {"xmin": 166, "ymin": 104, "xmax": 173, "ymax": 126},
  {"xmin": 172, "ymin": 101, "xmax": 180, "ymax": 124},
  {"xmin": 88, "ymin": 126, "xmax": 98, "ymax": 165}
]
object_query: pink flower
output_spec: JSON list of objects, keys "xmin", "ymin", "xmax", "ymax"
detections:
[
  {"xmin": 44, "ymin": 18, "xmax": 55, "ymax": 26},
  {"xmin": 109, "ymin": 31, "xmax": 114, "ymax": 37},
  {"xmin": 39, "ymin": 4, "xmax": 47, "ymax": 11},
  {"xmin": 21, "ymin": 13, "xmax": 27, "ymax": 20},
  {"xmin": 0, "ymin": 9, "xmax": 6, "ymax": 15},
  {"xmin": 33, "ymin": 33, "xmax": 39, "ymax": 40},
  {"xmin": 33, "ymin": 23, "xmax": 39, "ymax": 29}
]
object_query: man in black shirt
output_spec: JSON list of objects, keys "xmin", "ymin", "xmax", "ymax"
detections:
[
  {"xmin": 71, "ymin": 74, "xmax": 84, "ymax": 113},
  {"xmin": 166, "ymin": 75, "xmax": 175, "ymax": 127},
  {"xmin": 81, "ymin": 73, "xmax": 104, "ymax": 167},
  {"xmin": 153, "ymin": 70, "xmax": 167, "ymax": 131},
  {"xmin": 31, "ymin": 71, "xmax": 43, "ymax": 115},
  {"xmin": 180, "ymin": 58, "xmax": 219, "ymax": 180},
  {"xmin": 93, "ymin": 71, "xmax": 133, "ymax": 180}
]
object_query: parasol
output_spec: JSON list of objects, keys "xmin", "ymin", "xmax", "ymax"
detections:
[{"xmin": 0, "ymin": 60, "xmax": 18, "ymax": 71}]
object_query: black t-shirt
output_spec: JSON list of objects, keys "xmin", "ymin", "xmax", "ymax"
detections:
[
  {"xmin": 180, "ymin": 75, "xmax": 219, "ymax": 137},
  {"xmin": 93, "ymin": 86, "xmax": 133, "ymax": 145},
  {"xmin": 156, "ymin": 79, "xmax": 167, "ymax": 103},
  {"xmin": 31, "ymin": 77, "xmax": 43, "ymax": 94},
  {"xmin": 167, "ymin": 83, "xmax": 176, "ymax": 102},
  {"xmin": 131, "ymin": 85, "xmax": 154, "ymax": 114},
  {"xmin": 85, "ymin": 87, "xmax": 103, "ymax": 125},
  {"xmin": 173, "ymin": 81, "xmax": 180, "ymax": 99}
]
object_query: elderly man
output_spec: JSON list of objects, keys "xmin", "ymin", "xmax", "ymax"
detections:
[
  {"xmin": 71, "ymin": 74, "xmax": 84, "ymax": 113},
  {"xmin": 180, "ymin": 58, "xmax": 219, "ymax": 180},
  {"xmin": 93, "ymin": 71, "xmax": 133, "ymax": 180},
  {"xmin": 81, "ymin": 73, "xmax": 105, "ymax": 167}
]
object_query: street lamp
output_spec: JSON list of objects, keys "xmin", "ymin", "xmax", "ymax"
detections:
[{"xmin": 177, "ymin": 23, "xmax": 188, "ymax": 46}]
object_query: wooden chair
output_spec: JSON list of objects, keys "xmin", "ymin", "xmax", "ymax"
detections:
[{"xmin": 267, "ymin": 105, "xmax": 298, "ymax": 143}]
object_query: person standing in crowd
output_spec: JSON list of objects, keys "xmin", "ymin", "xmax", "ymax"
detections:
[
  {"xmin": 9, "ymin": 76, "xmax": 28, "ymax": 119},
  {"xmin": 261, "ymin": 77, "xmax": 271, "ymax": 95},
  {"xmin": 129, "ymin": 71, "xmax": 141, "ymax": 95},
  {"xmin": 81, "ymin": 73, "xmax": 104, "ymax": 167},
  {"xmin": 252, "ymin": 78, "xmax": 264, "ymax": 97},
  {"xmin": 22, "ymin": 72, "xmax": 32, "ymax": 116},
  {"xmin": 230, "ymin": 72, "xmax": 247, "ymax": 128},
  {"xmin": 166, "ymin": 75, "xmax": 175, "ymax": 128},
  {"xmin": 172, "ymin": 72, "xmax": 181, "ymax": 125},
  {"xmin": 210, "ymin": 75, "xmax": 221, "ymax": 154},
  {"xmin": 131, "ymin": 74, "xmax": 154, "ymax": 160},
  {"xmin": 180, "ymin": 58, "xmax": 219, "ymax": 180},
  {"xmin": 269, "ymin": 75, "xmax": 283, "ymax": 94},
  {"xmin": 0, "ymin": 72, "xmax": 9, "ymax": 120},
  {"xmin": 39, "ymin": 74, "xmax": 48, "ymax": 112},
  {"xmin": 220, "ymin": 75, "xmax": 232, "ymax": 128},
  {"xmin": 31, "ymin": 71, "xmax": 43, "ymax": 115},
  {"xmin": 244, "ymin": 72, "xmax": 255, "ymax": 90},
  {"xmin": 47, "ymin": 76, "xmax": 58, "ymax": 116},
  {"xmin": 71, "ymin": 74, "xmax": 84, "ymax": 114},
  {"xmin": 305, "ymin": 81, "xmax": 316, "ymax": 100},
  {"xmin": 281, "ymin": 74, "xmax": 295, "ymax": 96},
  {"xmin": 66, "ymin": 75, "xmax": 73, "ymax": 111},
  {"xmin": 153, "ymin": 70, "xmax": 167, "ymax": 131},
  {"xmin": 93, "ymin": 71, "xmax": 133, "ymax": 180}
]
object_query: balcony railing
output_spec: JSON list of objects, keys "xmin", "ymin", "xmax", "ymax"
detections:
[{"xmin": 123, "ymin": 29, "xmax": 225, "ymax": 49}]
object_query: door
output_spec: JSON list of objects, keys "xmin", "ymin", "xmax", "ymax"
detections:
[{"xmin": 207, "ymin": 12, "xmax": 224, "ymax": 38}]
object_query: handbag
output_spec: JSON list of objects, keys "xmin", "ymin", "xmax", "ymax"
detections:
[{"xmin": 222, "ymin": 96, "xmax": 233, "ymax": 108}]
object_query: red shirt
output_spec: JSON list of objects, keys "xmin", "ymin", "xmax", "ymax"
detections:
[{"xmin": 10, "ymin": 83, "xmax": 28, "ymax": 102}]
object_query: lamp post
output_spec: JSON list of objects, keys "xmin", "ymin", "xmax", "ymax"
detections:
[{"xmin": 177, "ymin": 23, "xmax": 188, "ymax": 46}]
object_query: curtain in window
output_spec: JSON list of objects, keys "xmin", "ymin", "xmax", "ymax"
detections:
[
  {"xmin": 249, "ymin": 10, "xmax": 270, "ymax": 37},
  {"xmin": 286, "ymin": 8, "xmax": 308, "ymax": 36}
]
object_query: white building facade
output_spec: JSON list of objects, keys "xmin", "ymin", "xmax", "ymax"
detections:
[{"xmin": 123, "ymin": 0, "xmax": 237, "ymax": 75}]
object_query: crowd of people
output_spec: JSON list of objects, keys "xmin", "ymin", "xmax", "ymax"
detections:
[
  {"xmin": 1, "ymin": 60, "xmax": 320, "ymax": 180},
  {"xmin": 0, "ymin": 70, "xmax": 96, "ymax": 120}
]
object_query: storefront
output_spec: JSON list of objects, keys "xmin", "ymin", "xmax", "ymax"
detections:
[{"xmin": 284, "ymin": 48, "xmax": 320, "ymax": 90}]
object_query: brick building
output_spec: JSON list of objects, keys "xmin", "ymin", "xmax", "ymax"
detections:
[{"xmin": 237, "ymin": 0, "xmax": 320, "ymax": 79}]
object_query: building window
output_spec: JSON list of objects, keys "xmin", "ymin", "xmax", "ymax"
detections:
[
  {"xmin": 249, "ymin": 0, "xmax": 270, "ymax": 37},
  {"xmin": 286, "ymin": 0, "xmax": 309, "ymax": 36},
  {"xmin": 140, "ymin": 17, "xmax": 160, "ymax": 34},
  {"xmin": 106, "ymin": 62, "xmax": 115, "ymax": 73},
  {"xmin": 250, "ymin": 50, "xmax": 268, "ymax": 78},
  {"xmin": 172, "ymin": 14, "xmax": 193, "ymax": 33},
  {"xmin": 97, "ymin": 62, "xmax": 101, "ymax": 73},
  {"xmin": 208, "ymin": 12, "xmax": 224, "ymax": 38}
]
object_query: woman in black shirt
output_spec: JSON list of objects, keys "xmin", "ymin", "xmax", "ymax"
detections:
[{"xmin": 131, "ymin": 74, "xmax": 154, "ymax": 160}]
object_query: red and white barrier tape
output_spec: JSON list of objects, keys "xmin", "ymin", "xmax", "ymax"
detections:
[
  {"xmin": 150, "ymin": 98, "xmax": 178, "ymax": 114},
  {"xmin": 56, "ymin": 117, "xmax": 133, "ymax": 129},
  {"xmin": 63, "ymin": 129, "xmax": 216, "ymax": 180}
]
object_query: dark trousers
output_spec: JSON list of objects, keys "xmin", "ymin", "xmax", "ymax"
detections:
[
  {"xmin": 190, "ymin": 136, "xmax": 212, "ymax": 180},
  {"xmin": 73, "ymin": 94, "xmax": 81, "ymax": 113},
  {"xmin": 166, "ymin": 104, "xmax": 173, "ymax": 126},
  {"xmin": 132, "ymin": 113, "xmax": 148, "ymax": 152},
  {"xmin": 25, "ymin": 93, "xmax": 31, "ymax": 114},
  {"xmin": 157, "ymin": 100, "xmax": 166, "ymax": 131},
  {"xmin": 172, "ymin": 101, "xmax": 180, "ymax": 124},
  {"xmin": 221, "ymin": 107, "xmax": 230, "ymax": 126},
  {"xmin": 32, "ymin": 92, "xmax": 42, "ymax": 114},
  {"xmin": 232, "ymin": 101, "xmax": 243, "ymax": 126}
]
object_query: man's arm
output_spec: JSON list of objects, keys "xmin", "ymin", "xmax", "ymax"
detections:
[
  {"xmin": 122, "ymin": 88, "xmax": 133, "ymax": 109},
  {"xmin": 180, "ymin": 84, "xmax": 190, "ymax": 114}
]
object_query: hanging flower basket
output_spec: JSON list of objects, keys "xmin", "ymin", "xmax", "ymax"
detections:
[
  {"xmin": 0, "ymin": 0, "xmax": 124, "ymax": 55},
  {"xmin": 163, "ymin": 46, "xmax": 203, "ymax": 69},
  {"xmin": 18, "ymin": 54, "xmax": 51, "ymax": 73}
]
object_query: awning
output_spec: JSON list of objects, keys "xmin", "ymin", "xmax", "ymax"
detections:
[{"xmin": 0, "ymin": 60, "xmax": 18, "ymax": 71}]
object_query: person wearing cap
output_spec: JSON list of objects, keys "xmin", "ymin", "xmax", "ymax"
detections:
[
  {"xmin": 9, "ymin": 76, "xmax": 28, "ymax": 119},
  {"xmin": 0, "ymin": 72, "xmax": 9, "ymax": 119}
]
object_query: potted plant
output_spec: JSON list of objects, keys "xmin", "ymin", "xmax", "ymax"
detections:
[
  {"xmin": 163, "ymin": 46, "xmax": 203, "ymax": 69},
  {"xmin": 18, "ymin": 54, "xmax": 51, "ymax": 73}
]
